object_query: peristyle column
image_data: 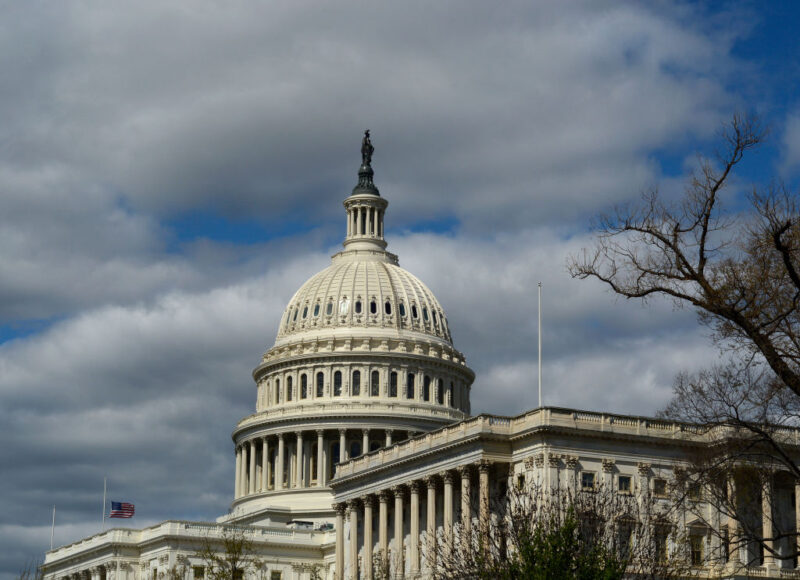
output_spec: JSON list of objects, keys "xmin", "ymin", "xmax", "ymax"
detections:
[
  {"xmin": 276, "ymin": 434, "xmax": 285, "ymax": 491},
  {"xmin": 234, "ymin": 446, "xmax": 241, "ymax": 499},
  {"xmin": 339, "ymin": 429, "xmax": 348, "ymax": 463},
  {"xmin": 478, "ymin": 460, "xmax": 491, "ymax": 553},
  {"xmin": 335, "ymin": 503, "xmax": 346, "ymax": 580},
  {"xmin": 378, "ymin": 491, "xmax": 389, "ymax": 568},
  {"xmin": 763, "ymin": 474, "xmax": 775, "ymax": 568},
  {"xmin": 248, "ymin": 440, "xmax": 257, "ymax": 494},
  {"xmin": 295, "ymin": 431, "xmax": 304, "ymax": 488},
  {"xmin": 459, "ymin": 465, "xmax": 472, "ymax": 550},
  {"xmin": 443, "ymin": 471, "xmax": 454, "ymax": 550},
  {"xmin": 385, "ymin": 429, "xmax": 393, "ymax": 446},
  {"xmin": 261, "ymin": 437, "xmax": 269, "ymax": 491},
  {"xmin": 317, "ymin": 429, "xmax": 325, "ymax": 487},
  {"xmin": 362, "ymin": 429, "xmax": 370, "ymax": 455}
]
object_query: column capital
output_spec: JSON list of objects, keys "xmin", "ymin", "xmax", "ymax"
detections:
[
  {"xmin": 385, "ymin": 428, "xmax": 394, "ymax": 435},
  {"xmin": 362, "ymin": 428, "xmax": 370, "ymax": 435},
  {"xmin": 601, "ymin": 458, "xmax": 616, "ymax": 473},
  {"xmin": 295, "ymin": 430, "xmax": 304, "ymax": 438},
  {"xmin": 277, "ymin": 432, "xmax": 284, "ymax": 441},
  {"xmin": 362, "ymin": 494, "xmax": 375, "ymax": 508},
  {"xmin": 409, "ymin": 480, "xmax": 422, "ymax": 494},
  {"xmin": 534, "ymin": 453, "xmax": 545, "ymax": 468},
  {"xmin": 457, "ymin": 464, "xmax": 472, "ymax": 477},
  {"xmin": 442, "ymin": 470, "xmax": 455, "ymax": 485},
  {"xmin": 316, "ymin": 429, "xmax": 325, "ymax": 437},
  {"xmin": 425, "ymin": 475, "xmax": 437, "ymax": 489},
  {"xmin": 478, "ymin": 459, "xmax": 492, "ymax": 473},
  {"xmin": 334, "ymin": 502, "xmax": 348, "ymax": 516},
  {"xmin": 565, "ymin": 455, "xmax": 580, "ymax": 469},
  {"xmin": 637, "ymin": 462, "xmax": 651, "ymax": 476},
  {"xmin": 339, "ymin": 428, "xmax": 347, "ymax": 436},
  {"xmin": 547, "ymin": 454, "xmax": 561, "ymax": 468},
  {"xmin": 379, "ymin": 490, "xmax": 391, "ymax": 503},
  {"xmin": 347, "ymin": 498, "xmax": 360, "ymax": 511},
  {"xmin": 391, "ymin": 485, "xmax": 406, "ymax": 499}
]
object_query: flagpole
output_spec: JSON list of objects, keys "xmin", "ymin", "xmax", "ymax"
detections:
[
  {"xmin": 50, "ymin": 505, "xmax": 55, "ymax": 551},
  {"xmin": 538, "ymin": 281, "xmax": 542, "ymax": 408},
  {"xmin": 102, "ymin": 477, "xmax": 106, "ymax": 531}
]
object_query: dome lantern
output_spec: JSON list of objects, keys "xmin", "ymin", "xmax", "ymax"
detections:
[{"xmin": 343, "ymin": 130, "xmax": 389, "ymax": 252}]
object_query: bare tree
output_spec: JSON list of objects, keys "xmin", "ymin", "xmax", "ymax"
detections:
[
  {"xmin": 197, "ymin": 526, "xmax": 254, "ymax": 580},
  {"xmin": 16, "ymin": 559, "xmax": 43, "ymax": 580},
  {"xmin": 431, "ymin": 481, "xmax": 696, "ymax": 579},
  {"xmin": 570, "ymin": 112, "xmax": 800, "ymax": 567}
]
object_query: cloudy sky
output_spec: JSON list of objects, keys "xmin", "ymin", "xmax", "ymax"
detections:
[{"xmin": 2, "ymin": 0, "xmax": 800, "ymax": 575}]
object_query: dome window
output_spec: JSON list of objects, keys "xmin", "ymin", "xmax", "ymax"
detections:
[
  {"xmin": 350, "ymin": 441, "xmax": 361, "ymax": 458},
  {"xmin": 411, "ymin": 305, "xmax": 418, "ymax": 319},
  {"xmin": 432, "ymin": 310, "xmax": 437, "ymax": 324},
  {"xmin": 333, "ymin": 371, "xmax": 342, "ymax": 396},
  {"xmin": 407, "ymin": 373, "xmax": 415, "ymax": 399},
  {"xmin": 293, "ymin": 308, "xmax": 299, "ymax": 322},
  {"xmin": 316, "ymin": 372, "xmax": 324, "ymax": 397},
  {"xmin": 399, "ymin": 303, "xmax": 406, "ymax": 317},
  {"xmin": 326, "ymin": 301, "xmax": 333, "ymax": 316},
  {"xmin": 275, "ymin": 379, "xmax": 280, "ymax": 404},
  {"xmin": 370, "ymin": 300, "xmax": 377, "ymax": 314},
  {"xmin": 355, "ymin": 300, "xmax": 362, "ymax": 314},
  {"xmin": 339, "ymin": 297, "xmax": 350, "ymax": 315},
  {"xmin": 423, "ymin": 375, "xmax": 431, "ymax": 401},
  {"xmin": 423, "ymin": 307, "xmax": 429, "ymax": 321},
  {"xmin": 287, "ymin": 376, "xmax": 293, "ymax": 401},
  {"xmin": 301, "ymin": 374, "xmax": 308, "ymax": 399},
  {"xmin": 389, "ymin": 372, "xmax": 398, "ymax": 397},
  {"xmin": 302, "ymin": 306, "xmax": 308, "ymax": 319},
  {"xmin": 371, "ymin": 370, "xmax": 380, "ymax": 396},
  {"xmin": 384, "ymin": 301, "xmax": 392, "ymax": 315},
  {"xmin": 313, "ymin": 304, "xmax": 320, "ymax": 317},
  {"xmin": 436, "ymin": 379, "xmax": 443, "ymax": 404},
  {"xmin": 352, "ymin": 370, "xmax": 361, "ymax": 396}
]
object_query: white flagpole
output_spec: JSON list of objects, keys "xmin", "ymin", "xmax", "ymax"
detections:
[
  {"xmin": 50, "ymin": 505, "xmax": 55, "ymax": 550},
  {"xmin": 538, "ymin": 282, "xmax": 542, "ymax": 408},
  {"xmin": 102, "ymin": 477, "xmax": 107, "ymax": 531}
]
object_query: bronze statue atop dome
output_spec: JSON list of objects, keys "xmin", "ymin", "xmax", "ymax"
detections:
[{"xmin": 361, "ymin": 129, "xmax": 374, "ymax": 165}]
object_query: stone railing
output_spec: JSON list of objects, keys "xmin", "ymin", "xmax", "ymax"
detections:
[
  {"xmin": 236, "ymin": 400, "xmax": 466, "ymax": 430},
  {"xmin": 331, "ymin": 407, "xmax": 773, "ymax": 480},
  {"xmin": 44, "ymin": 520, "xmax": 330, "ymax": 564}
]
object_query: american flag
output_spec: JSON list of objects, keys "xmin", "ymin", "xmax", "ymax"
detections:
[{"xmin": 109, "ymin": 501, "xmax": 135, "ymax": 518}]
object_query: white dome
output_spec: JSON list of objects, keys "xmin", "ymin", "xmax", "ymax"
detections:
[{"xmin": 276, "ymin": 251, "xmax": 453, "ymax": 346}]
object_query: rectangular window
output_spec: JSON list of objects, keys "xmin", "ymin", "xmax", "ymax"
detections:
[
  {"xmin": 371, "ymin": 370, "xmax": 380, "ymax": 396},
  {"xmin": 389, "ymin": 372, "xmax": 398, "ymax": 397},
  {"xmin": 689, "ymin": 535, "xmax": 704, "ymax": 566},
  {"xmin": 270, "ymin": 572, "xmax": 282, "ymax": 580},
  {"xmin": 618, "ymin": 475, "xmax": 631, "ymax": 494},
  {"xmin": 688, "ymin": 483, "xmax": 702, "ymax": 501},
  {"xmin": 581, "ymin": 471, "xmax": 595, "ymax": 491},
  {"xmin": 654, "ymin": 533, "xmax": 668, "ymax": 563},
  {"xmin": 193, "ymin": 568, "xmax": 204, "ymax": 580},
  {"xmin": 407, "ymin": 373, "xmax": 415, "ymax": 399},
  {"xmin": 653, "ymin": 478, "xmax": 667, "ymax": 498}
]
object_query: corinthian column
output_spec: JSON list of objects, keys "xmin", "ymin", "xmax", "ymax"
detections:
[
  {"xmin": 261, "ymin": 438, "xmax": 269, "ymax": 491},
  {"xmin": 363, "ymin": 496, "xmax": 374, "ymax": 580},
  {"xmin": 295, "ymin": 431, "xmax": 304, "ymax": 488},
  {"xmin": 335, "ymin": 503, "xmax": 346, "ymax": 580},
  {"xmin": 378, "ymin": 491, "xmax": 389, "ymax": 569},
  {"xmin": 349, "ymin": 500, "xmax": 360, "ymax": 580},
  {"xmin": 426, "ymin": 476, "xmax": 437, "ymax": 570},
  {"xmin": 478, "ymin": 460, "xmax": 491, "ymax": 554},
  {"xmin": 459, "ymin": 465, "xmax": 472, "ymax": 550},
  {"xmin": 393, "ymin": 486, "xmax": 405, "ymax": 577},
  {"xmin": 763, "ymin": 474, "xmax": 775, "ymax": 568},
  {"xmin": 410, "ymin": 481, "xmax": 420, "ymax": 575},
  {"xmin": 443, "ymin": 471, "xmax": 454, "ymax": 550}
]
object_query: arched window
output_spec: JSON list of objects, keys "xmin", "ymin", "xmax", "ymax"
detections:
[
  {"xmin": 355, "ymin": 300, "xmax": 362, "ymax": 314},
  {"xmin": 287, "ymin": 376, "xmax": 293, "ymax": 402},
  {"xmin": 326, "ymin": 301, "xmax": 333, "ymax": 315},
  {"xmin": 334, "ymin": 371, "xmax": 342, "ymax": 396},
  {"xmin": 350, "ymin": 441, "xmax": 361, "ymax": 458},
  {"xmin": 423, "ymin": 376, "xmax": 431, "ymax": 401},
  {"xmin": 423, "ymin": 307, "xmax": 429, "ymax": 321},
  {"xmin": 293, "ymin": 308, "xmax": 299, "ymax": 321},
  {"xmin": 316, "ymin": 372, "xmax": 324, "ymax": 397},
  {"xmin": 332, "ymin": 442, "xmax": 341, "ymax": 465},
  {"xmin": 310, "ymin": 444, "xmax": 317, "ymax": 481},
  {"xmin": 407, "ymin": 373, "xmax": 415, "ymax": 399},
  {"xmin": 371, "ymin": 370, "xmax": 380, "ymax": 396},
  {"xmin": 411, "ymin": 305, "xmax": 418, "ymax": 319},
  {"xmin": 385, "ymin": 301, "xmax": 392, "ymax": 315},
  {"xmin": 352, "ymin": 370, "xmax": 361, "ymax": 396},
  {"xmin": 302, "ymin": 306, "xmax": 308, "ymax": 319},
  {"xmin": 436, "ymin": 378, "xmax": 443, "ymax": 404},
  {"xmin": 313, "ymin": 304, "xmax": 320, "ymax": 317},
  {"xmin": 399, "ymin": 303, "xmax": 406, "ymax": 317},
  {"xmin": 370, "ymin": 300, "xmax": 377, "ymax": 314},
  {"xmin": 370, "ymin": 441, "xmax": 381, "ymax": 452},
  {"xmin": 301, "ymin": 374, "xmax": 308, "ymax": 399},
  {"xmin": 448, "ymin": 381, "xmax": 454, "ymax": 407},
  {"xmin": 275, "ymin": 379, "xmax": 281, "ymax": 404},
  {"xmin": 389, "ymin": 372, "xmax": 398, "ymax": 397}
]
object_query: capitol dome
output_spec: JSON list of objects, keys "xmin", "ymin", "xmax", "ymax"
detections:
[{"xmin": 229, "ymin": 132, "xmax": 474, "ymax": 523}]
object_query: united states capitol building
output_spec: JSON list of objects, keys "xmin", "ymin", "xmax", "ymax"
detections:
[{"xmin": 43, "ymin": 135, "xmax": 800, "ymax": 579}]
